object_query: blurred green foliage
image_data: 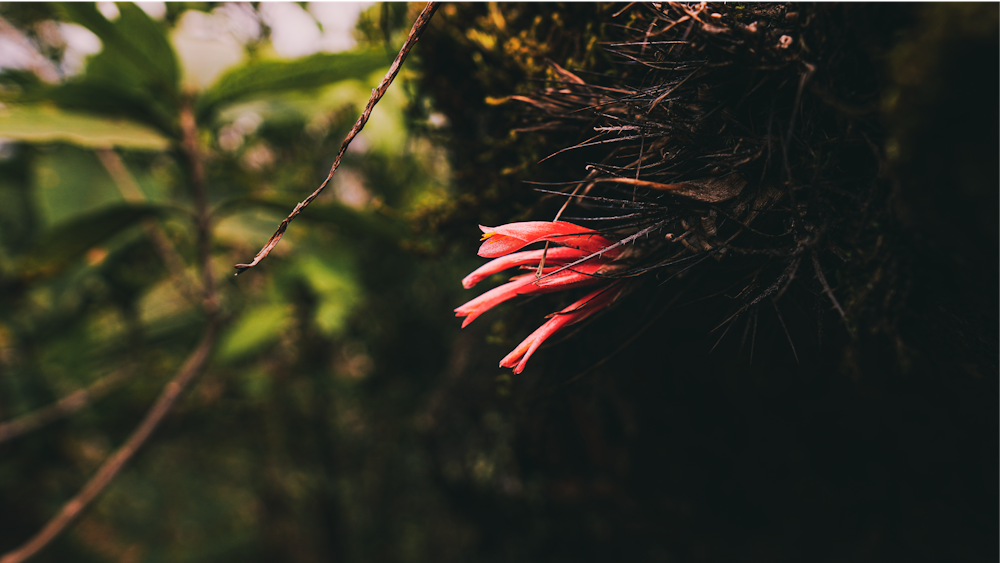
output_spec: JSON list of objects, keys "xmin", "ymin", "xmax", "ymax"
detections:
[{"xmin": 0, "ymin": 3, "xmax": 486, "ymax": 562}]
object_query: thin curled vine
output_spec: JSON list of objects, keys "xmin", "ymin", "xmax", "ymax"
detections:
[{"xmin": 234, "ymin": 2, "xmax": 440, "ymax": 275}]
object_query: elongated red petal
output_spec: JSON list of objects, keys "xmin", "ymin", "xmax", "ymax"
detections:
[
  {"xmin": 455, "ymin": 264, "xmax": 607, "ymax": 328},
  {"xmin": 499, "ymin": 285, "xmax": 624, "ymax": 373},
  {"xmin": 461, "ymin": 247, "xmax": 590, "ymax": 289},
  {"xmin": 499, "ymin": 310, "xmax": 577, "ymax": 373},
  {"xmin": 454, "ymin": 275, "xmax": 537, "ymax": 328},
  {"xmin": 478, "ymin": 221, "xmax": 619, "ymax": 258}
]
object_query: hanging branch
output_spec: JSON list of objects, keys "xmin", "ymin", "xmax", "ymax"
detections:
[{"xmin": 234, "ymin": 1, "xmax": 441, "ymax": 275}]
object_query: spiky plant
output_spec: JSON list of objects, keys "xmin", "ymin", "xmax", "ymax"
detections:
[{"xmin": 458, "ymin": 3, "xmax": 892, "ymax": 369}]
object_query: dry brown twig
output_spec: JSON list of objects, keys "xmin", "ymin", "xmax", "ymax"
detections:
[{"xmin": 234, "ymin": 1, "xmax": 441, "ymax": 275}]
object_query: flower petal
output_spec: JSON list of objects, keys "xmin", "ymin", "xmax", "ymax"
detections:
[
  {"xmin": 499, "ymin": 310, "xmax": 576, "ymax": 373},
  {"xmin": 478, "ymin": 221, "xmax": 619, "ymax": 258},
  {"xmin": 455, "ymin": 264, "xmax": 607, "ymax": 328},
  {"xmin": 499, "ymin": 284, "xmax": 624, "ymax": 373},
  {"xmin": 462, "ymin": 247, "xmax": 592, "ymax": 289},
  {"xmin": 455, "ymin": 275, "xmax": 537, "ymax": 328}
]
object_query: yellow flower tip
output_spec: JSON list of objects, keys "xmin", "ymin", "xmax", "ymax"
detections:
[{"xmin": 480, "ymin": 232, "xmax": 496, "ymax": 241}]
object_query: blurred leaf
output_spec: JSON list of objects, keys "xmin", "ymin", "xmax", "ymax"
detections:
[
  {"xmin": 0, "ymin": 104, "xmax": 171, "ymax": 150},
  {"xmin": 39, "ymin": 80, "xmax": 178, "ymax": 137},
  {"xmin": 217, "ymin": 303, "xmax": 292, "ymax": 362},
  {"xmin": 296, "ymin": 254, "xmax": 361, "ymax": 337},
  {"xmin": 57, "ymin": 2, "xmax": 180, "ymax": 95},
  {"xmin": 18, "ymin": 204, "xmax": 161, "ymax": 280},
  {"xmin": 46, "ymin": 2, "xmax": 181, "ymax": 136},
  {"xmin": 197, "ymin": 51, "xmax": 392, "ymax": 120}
]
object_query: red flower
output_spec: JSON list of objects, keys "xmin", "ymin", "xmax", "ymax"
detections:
[{"xmin": 457, "ymin": 221, "xmax": 624, "ymax": 372}]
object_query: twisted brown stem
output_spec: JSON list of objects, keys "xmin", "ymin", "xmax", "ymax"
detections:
[{"xmin": 234, "ymin": 1, "xmax": 440, "ymax": 274}]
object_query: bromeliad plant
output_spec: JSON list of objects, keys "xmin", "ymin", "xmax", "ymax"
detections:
[
  {"xmin": 457, "ymin": 221, "xmax": 626, "ymax": 373},
  {"xmin": 453, "ymin": 2, "xmax": 892, "ymax": 373}
]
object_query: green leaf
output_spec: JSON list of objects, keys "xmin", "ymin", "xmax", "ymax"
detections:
[
  {"xmin": 0, "ymin": 104, "xmax": 171, "ymax": 150},
  {"xmin": 196, "ymin": 50, "xmax": 392, "ymax": 120},
  {"xmin": 40, "ymin": 80, "xmax": 178, "ymax": 137},
  {"xmin": 58, "ymin": 2, "xmax": 180, "ymax": 95},
  {"xmin": 115, "ymin": 2, "xmax": 180, "ymax": 88},
  {"xmin": 217, "ymin": 303, "xmax": 292, "ymax": 362},
  {"xmin": 18, "ymin": 204, "xmax": 161, "ymax": 280},
  {"xmin": 295, "ymin": 254, "xmax": 361, "ymax": 337}
]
